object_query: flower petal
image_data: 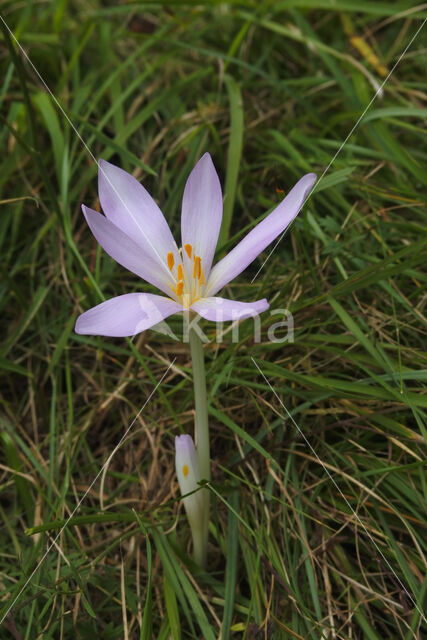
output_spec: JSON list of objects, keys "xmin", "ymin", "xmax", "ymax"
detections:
[
  {"xmin": 206, "ymin": 173, "xmax": 316, "ymax": 295},
  {"xmin": 175, "ymin": 435, "xmax": 202, "ymax": 496},
  {"xmin": 175, "ymin": 434, "xmax": 205, "ymax": 533},
  {"xmin": 191, "ymin": 296, "xmax": 269, "ymax": 322},
  {"xmin": 98, "ymin": 159, "xmax": 178, "ymax": 261},
  {"xmin": 75, "ymin": 293, "xmax": 182, "ymax": 337},
  {"xmin": 181, "ymin": 153, "xmax": 223, "ymax": 278},
  {"xmin": 82, "ymin": 205, "xmax": 176, "ymax": 297}
]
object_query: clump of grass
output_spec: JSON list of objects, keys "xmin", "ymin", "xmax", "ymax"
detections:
[{"xmin": 1, "ymin": 3, "xmax": 426, "ymax": 639}]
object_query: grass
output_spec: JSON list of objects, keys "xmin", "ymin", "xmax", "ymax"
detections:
[{"xmin": 1, "ymin": 1, "xmax": 426, "ymax": 638}]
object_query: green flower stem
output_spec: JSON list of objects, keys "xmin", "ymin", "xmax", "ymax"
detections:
[
  {"xmin": 192, "ymin": 525, "xmax": 207, "ymax": 569},
  {"xmin": 189, "ymin": 328, "xmax": 210, "ymax": 481},
  {"xmin": 189, "ymin": 326, "xmax": 210, "ymax": 567}
]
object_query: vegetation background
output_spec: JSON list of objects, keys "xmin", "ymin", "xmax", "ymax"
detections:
[{"xmin": 0, "ymin": 1, "xmax": 426, "ymax": 638}]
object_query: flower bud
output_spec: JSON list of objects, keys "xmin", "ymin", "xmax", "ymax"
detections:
[{"xmin": 175, "ymin": 435, "xmax": 205, "ymax": 535}]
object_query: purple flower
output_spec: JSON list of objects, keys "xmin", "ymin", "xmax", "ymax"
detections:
[{"xmin": 75, "ymin": 154, "xmax": 316, "ymax": 336}]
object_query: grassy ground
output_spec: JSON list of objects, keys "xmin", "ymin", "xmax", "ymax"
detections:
[{"xmin": 1, "ymin": 2, "xmax": 426, "ymax": 638}]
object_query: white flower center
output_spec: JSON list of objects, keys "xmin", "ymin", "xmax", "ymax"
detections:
[{"xmin": 166, "ymin": 243, "xmax": 206, "ymax": 307}]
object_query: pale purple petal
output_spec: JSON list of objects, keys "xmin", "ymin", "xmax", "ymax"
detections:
[
  {"xmin": 181, "ymin": 153, "xmax": 223, "ymax": 278},
  {"xmin": 191, "ymin": 296, "xmax": 269, "ymax": 322},
  {"xmin": 175, "ymin": 435, "xmax": 199, "ymax": 476},
  {"xmin": 82, "ymin": 205, "xmax": 176, "ymax": 298},
  {"xmin": 206, "ymin": 173, "xmax": 316, "ymax": 296},
  {"xmin": 75, "ymin": 293, "xmax": 182, "ymax": 337},
  {"xmin": 175, "ymin": 435, "xmax": 204, "ymax": 535},
  {"xmin": 98, "ymin": 159, "xmax": 178, "ymax": 263}
]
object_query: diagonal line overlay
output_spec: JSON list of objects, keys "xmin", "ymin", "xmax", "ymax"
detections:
[
  {"xmin": 0, "ymin": 359, "xmax": 176, "ymax": 625},
  {"xmin": 251, "ymin": 356, "xmax": 427, "ymax": 624},
  {"xmin": 1, "ymin": 6, "xmax": 425, "ymax": 630},
  {"xmin": 251, "ymin": 17, "xmax": 426, "ymax": 283},
  {"xmin": 0, "ymin": 14, "xmax": 176, "ymax": 287}
]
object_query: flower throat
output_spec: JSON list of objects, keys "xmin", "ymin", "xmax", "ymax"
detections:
[{"xmin": 166, "ymin": 243, "xmax": 206, "ymax": 306}]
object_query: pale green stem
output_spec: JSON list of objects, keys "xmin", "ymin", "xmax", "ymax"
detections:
[
  {"xmin": 189, "ymin": 328, "xmax": 210, "ymax": 481},
  {"xmin": 188, "ymin": 327, "xmax": 210, "ymax": 567},
  {"xmin": 192, "ymin": 525, "xmax": 207, "ymax": 569}
]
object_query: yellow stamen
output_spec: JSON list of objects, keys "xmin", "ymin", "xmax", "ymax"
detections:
[
  {"xmin": 198, "ymin": 265, "xmax": 206, "ymax": 286},
  {"xmin": 184, "ymin": 243, "xmax": 192, "ymax": 259},
  {"xmin": 182, "ymin": 464, "xmax": 189, "ymax": 477},
  {"xmin": 176, "ymin": 281, "xmax": 184, "ymax": 297},
  {"xmin": 193, "ymin": 256, "xmax": 201, "ymax": 279},
  {"xmin": 177, "ymin": 264, "xmax": 183, "ymax": 281},
  {"xmin": 167, "ymin": 252, "xmax": 174, "ymax": 270}
]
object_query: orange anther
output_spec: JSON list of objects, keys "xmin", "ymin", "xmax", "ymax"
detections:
[
  {"xmin": 176, "ymin": 281, "xmax": 184, "ymax": 297},
  {"xmin": 193, "ymin": 256, "xmax": 201, "ymax": 279},
  {"xmin": 177, "ymin": 264, "xmax": 183, "ymax": 281},
  {"xmin": 167, "ymin": 252, "xmax": 174, "ymax": 270},
  {"xmin": 198, "ymin": 266, "xmax": 206, "ymax": 286},
  {"xmin": 183, "ymin": 464, "xmax": 189, "ymax": 477},
  {"xmin": 184, "ymin": 243, "xmax": 192, "ymax": 259}
]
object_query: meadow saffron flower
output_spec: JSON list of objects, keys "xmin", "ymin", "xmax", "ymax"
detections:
[
  {"xmin": 175, "ymin": 434, "xmax": 206, "ymax": 562},
  {"xmin": 75, "ymin": 154, "xmax": 316, "ymax": 336}
]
